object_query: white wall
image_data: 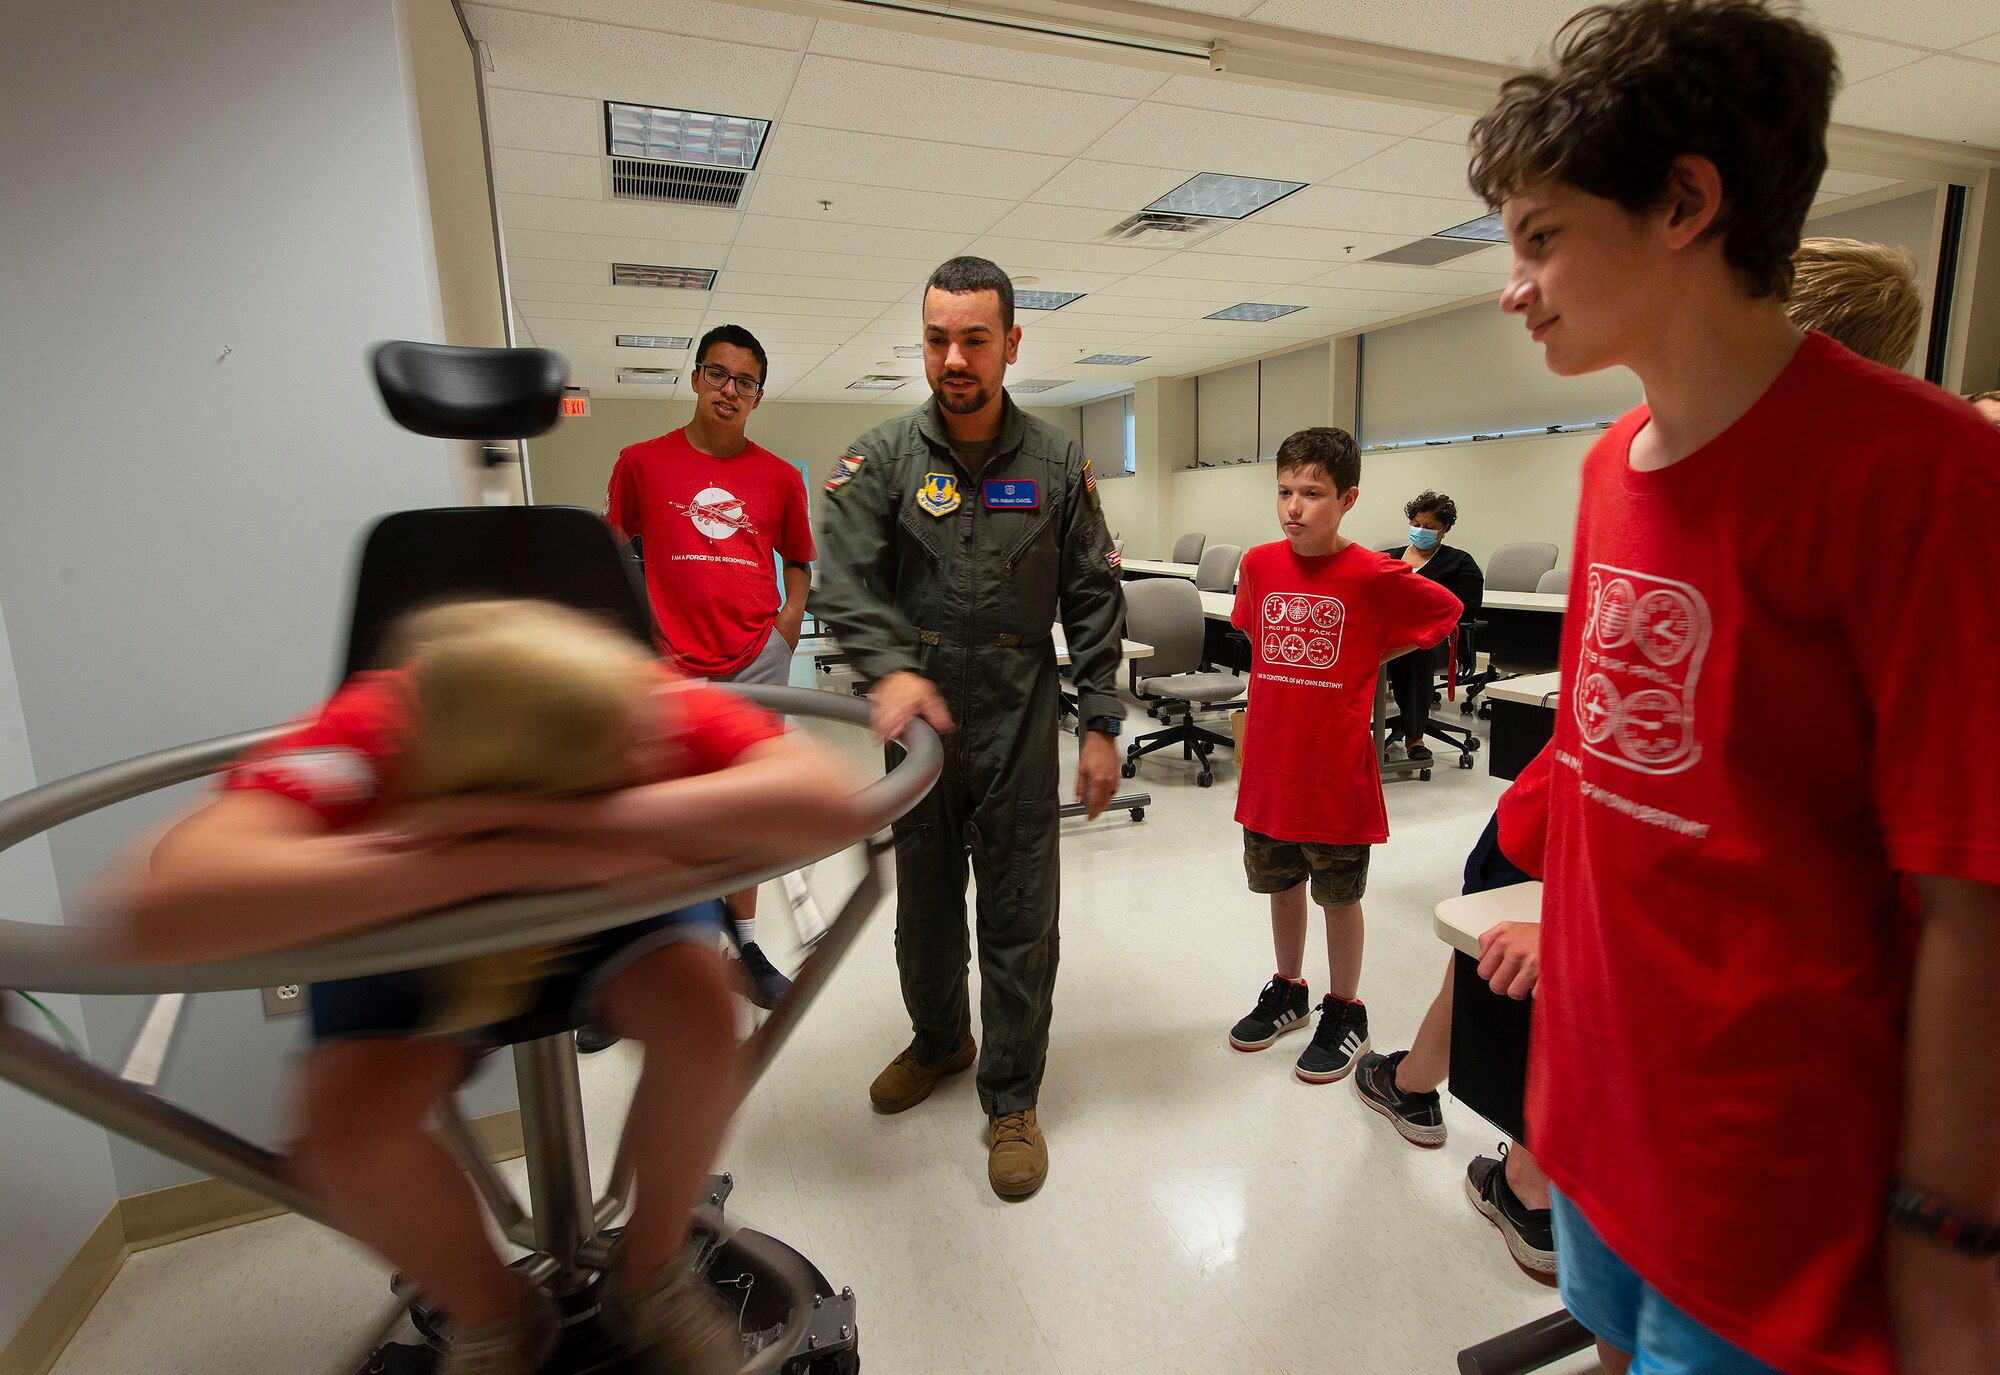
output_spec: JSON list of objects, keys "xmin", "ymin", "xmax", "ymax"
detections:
[
  {"xmin": 0, "ymin": 597, "xmax": 122, "ymax": 1345},
  {"xmin": 0, "ymin": 0, "xmax": 468, "ymax": 1209}
]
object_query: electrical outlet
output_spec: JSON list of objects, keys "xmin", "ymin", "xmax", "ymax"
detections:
[{"xmin": 261, "ymin": 984, "xmax": 305, "ymax": 1018}]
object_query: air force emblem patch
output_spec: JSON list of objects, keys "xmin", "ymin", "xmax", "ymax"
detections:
[{"xmin": 917, "ymin": 472, "xmax": 960, "ymax": 517}]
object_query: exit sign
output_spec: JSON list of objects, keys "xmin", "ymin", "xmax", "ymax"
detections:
[{"xmin": 561, "ymin": 387, "xmax": 590, "ymax": 418}]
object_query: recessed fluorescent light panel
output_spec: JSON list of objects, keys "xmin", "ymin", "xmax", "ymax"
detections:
[
  {"xmin": 1079, "ymin": 354, "xmax": 1148, "ymax": 365},
  {"xmin": 605, "ymin": 102, "xmax": 769, "ymax": 169},
  {"xmin": 1015, "ymin": 290, "xmax": 1085, "ymax": 311},
  {"xmin": 1010, "ymin": 379, "xmax": 1072, "ymax": 393},
  {"xmin": 1436, "ymin": 211, "xmax": 1509, "ymax": 242},
  {"xmin": 616, "ymin": 335, "xmax": 691, "ymax": 349},
  {"xmin": 612, "ymin": 263, "xmax": 716, "ymax": 290},
  {"xmin": 847, "ymin": 376, "xmax": 906, "ymax": 390},
  {"xmin": 1145, "ymin": 172, "xmax": 1306, "ymax": 220},
  {"xmin": 618, "ymin": 368, "xmax": 678, "ymax": 384},
  {"xmin": 1205, "ymin": 302, "xmax": 1307, "ymax": 322}
]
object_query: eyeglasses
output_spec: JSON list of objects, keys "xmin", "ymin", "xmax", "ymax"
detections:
[{"xmin": 696, "ymin": 362, "xmax": 763, "ymax": 398}]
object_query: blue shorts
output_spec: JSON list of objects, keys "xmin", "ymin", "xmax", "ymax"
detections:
[
  {"xmin": 1552, "ymin": 1190, "xmax": 1780, "ymax": 1374},
  {"xmin": 308, "ymin": 901, "xmax": 728, "ymax": 1051}
]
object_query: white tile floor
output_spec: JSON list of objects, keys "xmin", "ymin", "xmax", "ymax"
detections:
[{"xmin": 50, "ymin": 692, "xmax": 1604, "ymax": 1375}]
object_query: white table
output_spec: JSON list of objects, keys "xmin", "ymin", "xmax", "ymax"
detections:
[
  {"xmin": 1433, "ymin": 881, "xmax": 1543, "ymax": 957},
  {"xmin": 1120, "ymin": 558, "xmax": 1199, "ymax": 579},
  {"xmin": 1485, "ymin": 670, "xmax": 1561, "ymax": 708},
  {"xmin": 1484, "ymin": 589, "xmax": 1567, "ymax": 613},
  {"xmin": 1199, "ymin": 590, "xmax": 1235, "ymax": 622}
]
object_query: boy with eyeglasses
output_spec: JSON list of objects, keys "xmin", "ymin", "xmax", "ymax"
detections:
[{"xmin": 605, "ymin": 324, "xmax": 813, "ymax": 1010}]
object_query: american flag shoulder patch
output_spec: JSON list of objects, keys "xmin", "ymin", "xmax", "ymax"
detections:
[
  {"xmin": 824, "ymin": 453, "xmax": 864, "ymax": 494},
  {"xmin": 1106, "ymin": 547, "xmax": 1122, "ymax": 570},
  {"xmin": 1082, "ymin": 458, "xmax": 1097, "ymax": 493}
]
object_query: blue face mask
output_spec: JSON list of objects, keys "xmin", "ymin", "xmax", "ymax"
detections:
[{"xmin": 1408, "ymin": 526, "xmax": 1440, "ymax": 550}]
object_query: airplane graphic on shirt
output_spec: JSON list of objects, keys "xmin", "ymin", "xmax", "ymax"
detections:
[{"xmin": 665, "ymin": 486, "xmax": 760, "ymax": 541}]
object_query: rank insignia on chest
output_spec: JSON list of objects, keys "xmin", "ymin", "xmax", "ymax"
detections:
[
  {"xmin": 982, "ymin": 478, "xmax": 1039, "ymax": 510},
  {"xmin": 824, "ymin": 453, "xmax": 864, "ymax": 494},
  {"xmin": 917, "ymin": 472, "xmax": 960, "ymax": 516}
]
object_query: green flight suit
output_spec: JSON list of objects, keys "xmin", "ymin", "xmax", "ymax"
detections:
[{"xmin": 816, "ymin": 395, "xmax": 1125, "ymax": 1113}]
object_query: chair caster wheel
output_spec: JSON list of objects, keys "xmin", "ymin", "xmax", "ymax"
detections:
[
  {"xmin": 1458, "ymin": 755, "xmax": 1474, "ymax": 769},
  {"xmin": 1197, "ymin": 771, "xmax": 1213, "ymax": 788},
  {"xmin": 1120, "ymin": 761, "xmax": 1136, "ymax": 779},
  {"xmin": 1460, "ymin": 703, "xmax": 1475, "ymax": 715},
  {"xmin": 1130, "ymin": 807, "xmax": 1146, "ymax": 821},
  {"xmin": 1420, "ymin": 768, "xmax": 1432, "ymax": 781},
  {"xmin": 1469, "ymin": 737, "xmax": 1481, "ymax": 751},
  {"xmin": 1477, "ymin": 704, "xmax": 1492, "ymax": 721}
]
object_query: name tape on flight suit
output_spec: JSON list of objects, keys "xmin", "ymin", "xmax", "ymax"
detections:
[{"xmin": 982, "ymin": 479, "xmax": 1039, "ymax": 510}]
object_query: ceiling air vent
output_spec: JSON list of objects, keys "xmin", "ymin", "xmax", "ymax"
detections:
[
  {"xmin": 1095, "ymin": 211, "xmax": 1227, "ymax": 250},
  {"xmin": 610, "ymin": 158, "xmax": 751, "ymax": 209},
  {"xmin": 1366, "ymin": 236, "xmax": 1492, "ymax": 267}
]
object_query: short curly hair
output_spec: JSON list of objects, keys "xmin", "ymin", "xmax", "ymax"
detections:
[
  {"xmin": 1469, "ymin": 0, "xmax": 1837, "ymax": 299},
  {"xmin": 1404, "ymin": 491, "xmax": 1458, "ymax": 530}
]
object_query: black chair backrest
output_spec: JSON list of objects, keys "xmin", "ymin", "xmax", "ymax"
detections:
[
  {"xmin": 341, "ymin": 506, "xmax": 653, "ymax": 681},
  {"xmin": 372, "ymin": 340, "xmax": 566, "ymax": 441}
]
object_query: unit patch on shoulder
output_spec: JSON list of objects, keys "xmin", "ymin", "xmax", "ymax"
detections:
[
  {"xmin": 1081, "ymin": 457, "xmax": 1102, "ymax": 510},
  {"xmin": 824, "ymin": 453, "xmax": 864, "ymax": 495},
  {"xmin": 916, "ymin": 472, "xmax": 960, "ymax": 517},
  {"xmin": 1106, "ymin": 547, "xmax": 1122, "ymax": 570}
]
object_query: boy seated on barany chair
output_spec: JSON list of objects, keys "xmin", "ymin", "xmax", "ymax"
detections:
[{"xmin": 110, "ymin": 598, "xmax": 864, "ymax": 1375}]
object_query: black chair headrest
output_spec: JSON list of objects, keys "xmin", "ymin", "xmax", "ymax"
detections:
[{"xmin": 371, "ymin": 341, "xmax": 566, "ymax": 440}]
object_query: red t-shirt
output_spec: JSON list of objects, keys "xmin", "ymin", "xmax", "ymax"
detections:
[
  {"xmin": 605, "ymin": 429, "xmax": 814, "ymax": 677},
  {"xmin": 224, "ymin": 665, "xmax": 783, "ymax": 829},
  {"xmin": 1232, "ymin": 541, "xmax": 1463, "ymax": 845},
  {"xmin": 1528, "ymin": 332, "xmax": 2000, "ymax": 1375},
  {"xmin": 1494, "ymin": 743, "xmax": 1551, "ymax": 879}
]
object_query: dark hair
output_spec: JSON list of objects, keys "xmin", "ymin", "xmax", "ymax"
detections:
[
  {"xmin": 925, "ymin": 256, "xmax": 1014, "ymax": 330},
  {"xmin": 1405, "ymin": 490, "xmax": 1459, "ymax": 530},
  {"xmin": 1469, "ymin": 0, "xmax": 1837, "ymax": 299},
  {"xmin": 1274, "ymin": 427, "xmax": 1361, "ymax": 492},
  {"xmin": 696, "ymin": 324, "xmax": 768, "ymax": 384}
]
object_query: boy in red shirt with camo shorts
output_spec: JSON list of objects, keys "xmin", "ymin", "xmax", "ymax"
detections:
[
  {"xmin": 1469, "ymin": 2, "xmax": 2000, "ymax": 1370},
  {"xmin": 1226, "ymin": 428, "xmax": 1462, "ymax": 1083}
]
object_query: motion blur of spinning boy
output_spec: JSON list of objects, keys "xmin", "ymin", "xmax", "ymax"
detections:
[{"xmin": 112, "ymin": 598, "xmax": 864, "ymax": 1375}]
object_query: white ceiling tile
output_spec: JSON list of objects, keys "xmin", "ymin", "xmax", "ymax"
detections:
[
  {"xmin": 704, "ymin": 293, "xmax": 887, "ymax": 320},
  {"xmin": 1824, "ymin": 32, "xmax": 1933, "ymax": 84},
  {"xmin": 1101, "ymin": 274, "xmax": 1282, "ymax": 303},
  {"xmin": 986, "ymin": 202, "xmax": 1144, "ymax": 244},
  {"xmin": 805, "ymin": 19, "xmax": 1170, "ymax": 98},
  {"xmin": 1129, "ymin": 251, "xmax": 1325, "ymax": 285},
  {"xmin": 485, "ymin": 89, "xmax": 601, "ymax": 157},
  {"xmin": 1817, "ymin": 169, "xmax": 1904, "ymax": 196},
  {"xmin": 505, "ymin": 227, "xmax": 726, "ymax": 265},
  {"xmin": 499, "ymin": 192, "xmax": 739, "ymax": 243},
  {"xmin": 1959, "ymin": 32, "xmax": 2000, "ymax": 61},
  {"xmin": 717, "ymin": 246, "xmax": 940, "ymax": 285},
  {"xmin": 1062, "ymin": 292, "xmax": 1227, "ymax": 319},
  {"xmin": 1255, "ymin": 185, "xmax": 1486, "ymax": 236},
  {"xmin": 1140, "ymin": 0, "xmax": 1264, "ymax": 14},
  {"xmin": 468, "ymin": 9, "xmax": 800, "ymax": 117},
  {"xmin": 1834, "ymin": 56, "xmax": 2000, "ymax": 145},
  {"xmin": 1147, "ymin": 73, "xmax": 1443, "ymax": 135},
  {"xmin": 758, "ymin": 126, "xmax": 1068, "ymax": 199},
  {"xmin": 1324, "ymin": 137, "xmax": 1477, "ymax": 199},
  {"xmin": 1028, "ymin": 160, "xmax": 1204, "ymax": 214},
  {"xmin": 525, "ymin": 300, "xmax": 725, "ymax": 324},
  {"xmin": 704, "ymin": 272, "xmax": 908, "ymax": 304},
  {"xmin": 470, "ymin": 0, "xmax": 816, "ymax": 48},
  {"xmin": 514, "ymin": 282, "xmax": 722, "ymax": 309},
  {"xmin": 967, "ymin": 235, "xmax": 1175, "ymax": 275},
  {"xmin": 733, "ymin": 214, "xmax": 972, "ymax": 262},
  {"xmin": 1312, "ymin": 260, "xmax": 1498, "ymax": 294},
  {"xmin": 744, "ymin": 175, "xmax": 1014, "ymax": 235},
  {"xmin": 494, "ymin": 147, "xmax": 605, "ymax": 200},
  {"xmin": 1424, "ymin": 243, "xmax": 1514, "ymax": 275},
  {"xmin": 782, "ymin": 56, "xmax": 1136, "ymax": 157},
  {"xmin": 1419, "ymin": 113, "xmax": 1479, "ymax": 144},
  {"xmin": 1193, "ymin": 220, "xmax": 1412, "ymax": 262},
  {"xmin": 1243, "ymin": 0, "xmax": 1583, "ymax": 68},
  {"xmin": 509, "ymin": 255, "xmax": 625, "ymax": 286},
  {"xmin": 1801, "ymin": 1, "xmax": 2000, "ymax": 51},
  {"xmin": 527, "ymin": 319, "xmax": 707, "ymax": 344},
  {"xmin": 1083, "ymin": 104, "xmax": 1399, "ymax": 181}
]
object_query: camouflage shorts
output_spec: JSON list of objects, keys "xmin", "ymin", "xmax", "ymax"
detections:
[{"xmin": 1241, "ymin": 829, "xmax": 1371, "ymax": 908}]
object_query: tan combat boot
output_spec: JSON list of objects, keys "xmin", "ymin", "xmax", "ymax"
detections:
[
  {"xmin": 987, "ymin": 1108, "xmax": 1047, "ymax": 1200},
  {"xmin": 868, "ymin": 1036, "xmax": 975, "ymax": 1113}
]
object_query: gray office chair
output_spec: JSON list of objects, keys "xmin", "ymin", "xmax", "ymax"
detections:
[
  {"xmin": 1537, "ymin": 567, "xmax": 1570, "ymax": 594},
  {"xmin": 1170, "ymin": 531, "xmax": 1207, "ymax": 564},
  {"xmin": 1194, "ymin": 543, "xmax": 1241, "ymax": 592},
  {"xmin": 1486, "ymin": 542, "xmax": 1560, "ymax": 593},
  {"xmin": 1118, "ymin": 578, "xmax": 1243, "ymax": 788}
]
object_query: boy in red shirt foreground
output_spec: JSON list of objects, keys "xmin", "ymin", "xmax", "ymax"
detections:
[
  {"xmin": 113, "ymin": 599, "xmax": 864, "ymax": 1375},
  {"xmin": 1226, "ymin": 428, "xmax": 1462, "ymax": 1083},
  {"xmin": 1463, "ymin": 2, "xmax": 2000, "ymax": 1369}
]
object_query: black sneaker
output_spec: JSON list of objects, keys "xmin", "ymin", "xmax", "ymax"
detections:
[
  {"xmin": 1295, "ymin": 995, "xmax": 1370, "ymax": 1083},
  {"xmin": 1228, "ymin": 975, "xmax": 1312, "ymax": 1051},
  {"xmin": 1352, "ymin": 1049, "xmax": 1446, "ymax": 1147},
  {"xmin": 738, "ymin": 941, "xmax": 792, "ymax": 1010},
  {"xmin": 1466, "ymin": 1146, "xmax": 1558, "ymax": 1278},
  {"xmin": 1406, "ymin": 743, "xmax": 1434, "ymax": 763}
]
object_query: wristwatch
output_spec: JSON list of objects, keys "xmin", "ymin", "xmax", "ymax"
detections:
[
  {"xmin": 1082, "ymin": 715, "xmax": 1122, "ymax": 738},
  {"xmin": 1886, "ymin": 1179, "xmax": 2000, "ymax": 1255}
]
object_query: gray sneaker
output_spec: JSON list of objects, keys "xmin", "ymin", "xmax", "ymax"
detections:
[
  {"xmin": 601, "ymin": 1259, "xmax": 741, "ymax": 1375},
  {"xmin": 438, "ymin": 1294, "xmax": 561, "ymax": 1375}
]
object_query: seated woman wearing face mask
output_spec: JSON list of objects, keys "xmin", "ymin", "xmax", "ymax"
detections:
[{"xmin": 1386, "ymin": 491, "xmax": 1483, "ymax": 763}]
